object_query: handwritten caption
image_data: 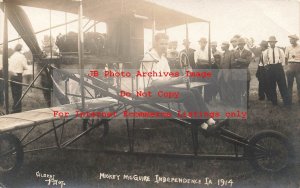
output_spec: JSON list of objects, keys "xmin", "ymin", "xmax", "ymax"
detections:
[
  {"xmin": 99, "ymin": 172, "xmax": 234, "ymax": 187},
  {"xmin": 36, "ymin": 171, "xmax": 66, "ymax": 188}
]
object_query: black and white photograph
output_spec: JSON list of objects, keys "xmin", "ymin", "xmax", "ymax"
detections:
[{"xmin": 0, "ymin": 0, "xmax": 299, "ymax": 187}]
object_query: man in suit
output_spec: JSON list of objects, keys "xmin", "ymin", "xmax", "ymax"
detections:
[
  {"xmin": 179, "ymin": 39, "xmax": 196, "ymax": 70},
  {"xmin": 256, "ymin": 40, "xmax": 270, "ymax": 101},
  {"xmin": 231, "ymin": 38, "xmax": 252, "ymax": 108},
  {"xmin": 263, "ymin": 36, "xmax": 290, "ymax": 106},
  {"xmin": 218, "ymin": 41, "xmax": 234, "ymax": 104}
]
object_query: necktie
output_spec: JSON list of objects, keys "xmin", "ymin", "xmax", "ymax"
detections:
[{"xmin": 272, "ymin": 48, "xmax": 275, "ymax": 64}]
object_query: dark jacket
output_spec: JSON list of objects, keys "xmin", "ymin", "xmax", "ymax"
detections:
[
  {"xmin": 231, "ymin": 48, "xmax": 252, "ymax": 81},
  {"xmin": 218, "ymin": 50, "xmax": 233, "ymax": 82},
  {"xmin": 179, "ymin": 48, "xmax": 196, "ymax": 69}
]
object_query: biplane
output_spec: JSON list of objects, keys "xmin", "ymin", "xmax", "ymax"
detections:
[{"xmin": 0, "ymin": 0, "xmax": 295, "ymax": 177}]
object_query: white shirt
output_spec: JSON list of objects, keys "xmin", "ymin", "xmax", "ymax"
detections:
[
  {"xmin": 194, "ymin": 47, "xmax": 209, "ymax": 63},
  {"xmin": 263, "ymin": 47, "xmax": 286, "ymax": 66},
  {"xmin": 139, "ymin": 49, "xmax": 170, "ymax": 90},
  {"xmin": 285, "ymin": 44, "xmax": 300, "ymax": 63},
  {"xmin": 8, "ymin": 51, "xmax": 29, "ymax": 74},
  {"xmin": 258, "ymin": 50, "xmax": 267, "ymax": 66}
]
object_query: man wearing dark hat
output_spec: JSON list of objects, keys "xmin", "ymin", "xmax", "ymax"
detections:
[
  {"xmin": 285, "ymin": 34, "xmax": 300, "ymax": 105},
  {"xmin": 8, "ymin": 44, "xmax": 29, "ymax": 113},
  {"xmin": 263, "ymin": 36, "xmax": 290, "ymax": 106},
  {"xmin": 218, "ymin": 41, "xmax": 234, "ymax": 104},
  {"xmin": 231, "ymin": 37, "xmax": 252, "ymax": 108},
  {"xmin": 256, "ymin": 40, "xmax": 270, "ymax": 101}
]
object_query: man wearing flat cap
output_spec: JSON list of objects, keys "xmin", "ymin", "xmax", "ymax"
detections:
[
  {"xmin": 231, "ymin": 37, "xmax": 252, "ymax": 108},
  {"xmin": 263, "ymin": 36, "xmax": 290, "ymax": 106},
  {"xmin": 256, "ymin": 40, "xmax": 270, "ymax": 101},
  {"xmin": 285, "ymin": 34, "xmax": 300, "ymax": 105}
]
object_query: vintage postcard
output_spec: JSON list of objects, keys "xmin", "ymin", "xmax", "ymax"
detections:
[{"xmin": 0, "ymin": 0, "xmax": 299, "ymax": 187}]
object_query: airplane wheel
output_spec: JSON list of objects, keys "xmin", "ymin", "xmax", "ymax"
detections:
[
  {"xmin": 82, "ymin": 119, "xmax": 109, "ymax": 139},
  {"xmin": 0, "ymin": 134, "xmax": 23, "ymax": 176},
  {"xmin": 246, "ymin": 130, "xmax": 294, "ymax": 173}
]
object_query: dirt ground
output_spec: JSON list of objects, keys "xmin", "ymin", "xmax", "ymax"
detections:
[{"xmin": 1, "ymin": 61, "xmax": 300, "ymax": 188}]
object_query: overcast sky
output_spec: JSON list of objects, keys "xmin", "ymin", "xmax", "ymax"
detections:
[{"xmin": 0, "ymin": 0, "xmax": 299, "ymax": 51}]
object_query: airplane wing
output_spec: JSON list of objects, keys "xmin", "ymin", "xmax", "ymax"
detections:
[{"xmin": 6, "ymin": 0, "xmax": 208, "ymax": 30}]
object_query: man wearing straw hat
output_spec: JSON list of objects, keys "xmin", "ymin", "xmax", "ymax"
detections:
[
  {"xmin": 263, "ymin": 36, "xmax": 290, "ymax": 106},
  {"xmin": 285, "ymin": 34, "xmax": 300, "ymax": 105}
]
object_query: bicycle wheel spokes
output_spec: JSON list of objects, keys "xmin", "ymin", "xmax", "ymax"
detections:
[{"xmin": 252, "ymin": 136, "xmax": 289, "ymax": 172}]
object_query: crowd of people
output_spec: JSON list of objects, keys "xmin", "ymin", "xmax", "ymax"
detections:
[
  {"xmin": 0, "ymin": 33, "xmax": 299, "ymax": 115},
  {"xmin": 166, "ymin": 34, "xmax": 300, "ymax": 108},
  {"xmin": 138, "ymin": 32, "xmax": 300, "ymax": 132}
]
